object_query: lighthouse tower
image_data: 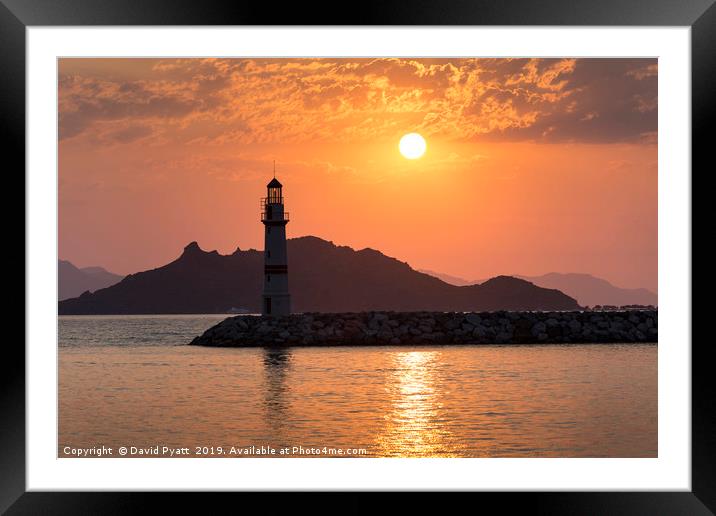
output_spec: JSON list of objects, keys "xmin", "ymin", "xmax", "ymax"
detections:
[{"xmin": 260, "ymin": 174, "xmax": 291, "ymax": 316}]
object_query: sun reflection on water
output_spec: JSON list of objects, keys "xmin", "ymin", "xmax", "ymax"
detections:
[
  {"xmin": 377, "ymin": 351, "xmax": 462, "ymax": 457},
  {"xmin": 59, "ymin": 316, "xmax": 658, "ymax": 458}
]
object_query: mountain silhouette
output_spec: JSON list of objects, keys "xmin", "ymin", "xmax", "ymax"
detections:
[
  {"xmin": 417, "ymin": 269, "xmax": 472, "ymax": 286},
  {"xmin": 420, "ymin": 269, "xmax": 656, "ymax": 308},
  {"xmin": 515, "ymin": 273, "xmax": 657, "ymax": 308},
  {"xmin": 58, "ymin": 236, "xmax": 580, "ymax": 314},
  {"xmin": 58, "ymin": 260, "xmax": 124, "ymax": 301}
]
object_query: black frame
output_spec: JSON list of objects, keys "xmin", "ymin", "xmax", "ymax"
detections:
[{"xmin": 4, "ymin": 0, "xmax": 711, "ymax": 513}]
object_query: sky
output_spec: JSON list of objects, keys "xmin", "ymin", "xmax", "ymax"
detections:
[{"xmin": 58, "ymin": 58, "xmax": 657, "ymax": 292}]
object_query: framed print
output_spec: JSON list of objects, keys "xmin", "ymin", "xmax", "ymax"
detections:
[{"xmin": 5, "ymin": 0, "xmax": 713, "ymax": 513}]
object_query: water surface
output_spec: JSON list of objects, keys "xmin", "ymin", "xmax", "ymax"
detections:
[{"xmin": 59, "ymin": 315, "xmax": 657, "ymax": 458}]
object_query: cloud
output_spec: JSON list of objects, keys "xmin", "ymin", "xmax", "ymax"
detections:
[
  {"xmin": 475, "ymin": 59, "xmax": 658, "ymax": 143},
  {"xmin": 627, "ymin": 63, "xmax": 658, "ymax": 80},
  {"xmin": 58, "ymin": 57, "xmax": 657, "ymax": 145},
  {"xmin": 59, "ymin": 75, "xmax": 205, "ymax": 141},
  {"xmin": 108, "ymin": 124, "xmax": 153, "ymax": 143}
]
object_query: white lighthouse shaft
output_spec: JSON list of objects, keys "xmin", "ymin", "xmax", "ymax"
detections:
[{"xmin": 261, "ymin": 179, "xmax": 290, "ymax": 316}]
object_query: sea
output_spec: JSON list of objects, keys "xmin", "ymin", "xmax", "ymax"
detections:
[{"xmin": 59, "ymin": 315, "xmax": 657, "ymax": 458}]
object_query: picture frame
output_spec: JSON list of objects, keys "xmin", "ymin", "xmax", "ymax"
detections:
[{"xmin": 5, "ymin": 0, "xmax": 711, "ymax": 512}]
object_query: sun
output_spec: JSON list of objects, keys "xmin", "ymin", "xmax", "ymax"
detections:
[{"xmin": 399, "ymin": 133, "xmax": 427, "ymax": 160}]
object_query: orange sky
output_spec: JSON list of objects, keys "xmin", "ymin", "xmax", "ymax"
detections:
[{"xmin": 58, "ymin": 58, "xmax": 657, "ymax": 292}]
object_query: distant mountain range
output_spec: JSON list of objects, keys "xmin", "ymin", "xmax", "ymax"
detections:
[
  {"xmin": 417, "ymin": 269, "xmax": 473, "ymax": 287},
  {"xmin": 58, "ymin": 236, "xmax": 579, "ymax": 314},
  {"xmin": 516, "ymin": 273, "xmax": 657, "ymax": 308},
  {"xmin": 58, "ymin": 260, "xmax": 124, "ymax": 301},
  {"xmin": 418, "ymin": 269, "xmax": 656, "ymax": 307}
]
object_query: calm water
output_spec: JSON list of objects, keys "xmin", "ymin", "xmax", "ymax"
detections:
[{"xmin": 59, "ymin": 315, "xmax": 657, "ymax": 458}]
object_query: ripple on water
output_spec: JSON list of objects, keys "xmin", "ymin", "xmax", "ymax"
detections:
[{"xmin": 59, "ymin": 315, "xmax": 657, "ymax": 458}]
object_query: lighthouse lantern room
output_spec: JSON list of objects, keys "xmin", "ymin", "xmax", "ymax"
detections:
[{"xmin": 260, "ymin": 174, "xmax": 291, "ymax": 316}]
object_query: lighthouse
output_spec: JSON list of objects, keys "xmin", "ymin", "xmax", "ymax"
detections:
[{"xmin": 260, "ymin": 174, "xmax": 291, "ymax": 316}]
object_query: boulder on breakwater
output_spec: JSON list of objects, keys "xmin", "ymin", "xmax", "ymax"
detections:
[{"xmin": 189, "ymin": 310, "xmax": 657, "ymax": 347}]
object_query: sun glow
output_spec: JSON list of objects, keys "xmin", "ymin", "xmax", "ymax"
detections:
[{"xmin": 399, "ymin": 133, "xmax": 427, "ymax": 159}]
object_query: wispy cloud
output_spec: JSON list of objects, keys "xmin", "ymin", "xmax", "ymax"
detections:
[{"xmin": 59, "ymin": 57, "xmax": 657, "ymax": 145}]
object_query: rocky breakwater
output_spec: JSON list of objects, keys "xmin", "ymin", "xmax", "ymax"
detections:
[{"xmin": 189, "ymin": 310, "xmax": 657, "ymax": 347}]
